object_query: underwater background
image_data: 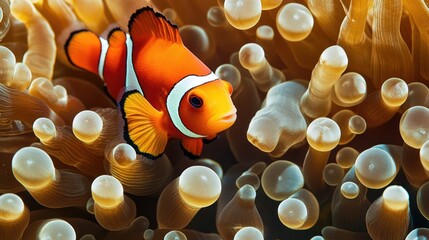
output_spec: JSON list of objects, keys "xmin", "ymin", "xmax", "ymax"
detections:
[{"xmin": 1, "ymin": 0, "xmax": 429, "ymax": 239}]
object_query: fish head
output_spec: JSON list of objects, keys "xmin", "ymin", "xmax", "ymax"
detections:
[{"xmin": 179, "ymin": 79, "xmax": 237, "ymax": 136}]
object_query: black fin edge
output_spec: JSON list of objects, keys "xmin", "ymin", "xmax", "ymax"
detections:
[
  {"xmin": 179, "ymin": 142, "xmax": 200, "ymax": 160},
  {"xmin": 119, "ymin": 90, "xmax": 163, "ymax": 160},
  {"xmin": 107, "ymin": 27, "xmax": 124, "ymax": 42}
]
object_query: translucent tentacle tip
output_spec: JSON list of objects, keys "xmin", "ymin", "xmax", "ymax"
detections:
[
  {"xmin": 91, "ymin": 175, "xmax": 124, "ymax": 208},
  {"xmin": 72, "ymin": 110, "xmax": 103, "ymax": 143},
  {"xmin": 0, "ymin": 193, "xmax": 25, "ymax": 221},
  {"xmin": 234, "ymin": 226, "xmax": 264, "ymax": 240},
  {"xmin": 178, "ymin": 166, "xmax": 221, "ymax": 208},
  {"xmin": 38, "ymin": 219, "xmax": 76, "ymax": 240},
  {"xmin": 11, "ymin": 147, "xmax": 56, "ymax": 189}
]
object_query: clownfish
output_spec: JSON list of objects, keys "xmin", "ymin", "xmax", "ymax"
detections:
[{"xmin": 65, "ymin": 7, "xmax": 236, "ymax": 159}]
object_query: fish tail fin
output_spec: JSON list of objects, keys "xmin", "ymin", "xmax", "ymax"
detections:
[{"xmin": 65, "ymin": 30, "xmax": 103, "ymax": 75}]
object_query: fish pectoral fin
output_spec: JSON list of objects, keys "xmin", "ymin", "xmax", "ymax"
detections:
[
  {"xmin": 203, "ymin": 134, "xmax": 218, "ymax": 144},
  {"xmin": 120, "ymin": 90, "xmax": 167, "ymax": 159},
  {"xmin": 180, "ymin": 138, "xmax": 203, "ymax": 159}
]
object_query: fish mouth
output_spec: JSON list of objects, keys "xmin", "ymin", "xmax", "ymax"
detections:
[
  {"xmin": 220, "ymin": 112, "xmax": 237, "ymax": 122},
  {"xmin": 208, "ymin": 108, "xmax": 237, "ymax": 131}
]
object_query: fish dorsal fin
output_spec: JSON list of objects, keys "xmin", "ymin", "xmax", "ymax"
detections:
[
  {"xmin": 102, "ymin": 28, "xmax": 127, "ymax": 99},
  {"xmin": 128, "ymin": 6, "xmax": 182, "ymax": 44},
  {"xmin": 120, "ymin": 90, "xmax": 168, "ymax": 159},
  {"xmin": 107, "ymin": 28, "xmax": 126, "ymax": 48}
]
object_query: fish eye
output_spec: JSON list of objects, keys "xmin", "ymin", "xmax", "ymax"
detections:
[{"xmin": 189, "ymin": 95, "xmax": 203, "ymax": 108}]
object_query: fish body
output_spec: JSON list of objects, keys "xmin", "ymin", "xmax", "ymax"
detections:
[{"xmin": 65, "ymin": 7, "xmax": 236, "ymax": 159}]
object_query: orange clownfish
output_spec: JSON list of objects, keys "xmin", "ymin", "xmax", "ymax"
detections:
[{"xmin": 65, "ymin": 7, "xmax": 237, "ymax": 159}]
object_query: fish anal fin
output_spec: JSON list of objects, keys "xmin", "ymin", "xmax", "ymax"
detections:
[
  {"xmin": 65, "ymin": 30, "xmax": 101, "ymax": 74},
  {"xmin": 107, "ymin": 28, "xmax": 126, "ymax": 48},
  {"xmin": 128, "ymin": 6, "xmax": 182, "ymax": 45},
  {"xmin": 181, "ymin": 138, "xmax": 203, "ymax": 159},
  {"xmin": 120, "ymin": 90, "xmax": 168, "ymax": 159}
]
